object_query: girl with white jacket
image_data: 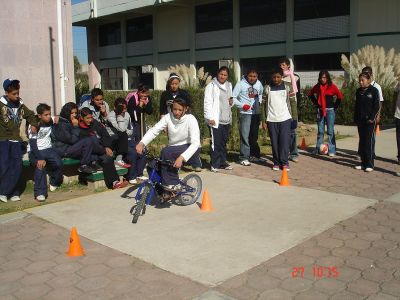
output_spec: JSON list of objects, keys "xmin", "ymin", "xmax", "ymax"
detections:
[{"xmin": 204, "ymin": 66, "xmax": 234, "ymax": 172}]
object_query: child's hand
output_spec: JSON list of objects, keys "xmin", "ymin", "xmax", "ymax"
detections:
[
  {"xmin": 100, "ymin": 105, "xmax": 107, "ymax": 115},
  {"xmin": 174, "ymin": 155, "xmax": 184, "ymax": 169},
  {"xmin": 136, "ymin": 142, "xmax": 145, "ymax": 155},
  {"xmin": 208, "ymin": 120, "xmax": 216, "ymax": 126},
  {"xmin": 243, "ymin": 104, "xmax": 251, "ymax": 111},
  {"xmin": 229, "ymin": 97, "xmax": 233, "ymax": 106},
  {"xmin": 37, "ymin": 160, "xmax": 46, "ymax": 170},
  {"xmin": 262, "ymin": 122, "xmax": 267, "ymax": 131},
  {"xmin": 105, "ymin": 147, "xmax": 113, "ymax": 157},
  {"xmin": 30, "ymin": 126, "xmax": 38, "ymax": 134},
  {"xmin": 71, "ymin": 117, "xmax": 79, "ymax": 126}
]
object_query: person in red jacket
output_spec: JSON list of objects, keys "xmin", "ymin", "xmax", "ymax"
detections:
[{"xmin": 308, "ymin": 70, "xmax": 343, "ymax": 156}]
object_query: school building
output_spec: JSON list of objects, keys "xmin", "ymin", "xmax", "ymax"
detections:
[
  {"xmin": 72, "ymin": 0, "xmax": 400, "ymax": 90},
  {"xmin": 0, "ymin": 0, "xmax": 74, "ymax": 113}
]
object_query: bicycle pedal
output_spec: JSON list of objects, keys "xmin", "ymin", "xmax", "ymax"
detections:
[{"xmin": 129, "ymin": 205, "xmax": 137, "ymax": 214}]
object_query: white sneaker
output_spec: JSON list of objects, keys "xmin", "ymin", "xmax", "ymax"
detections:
[
  {"xmin": 36, "ymin": 195, "xmax": 46, "ymax": 202},
  {"xmin": 10, "ymin": 196, "xmax": 21, "ymax": 202},
  {"xmin": 354, "ymin": 165, "xmax": 363, "ymax": 170},
  {"xmin": 211, "ymin": 166, "xmax": 219, "ymax": 173},
  {"xmin": 240, "ymin": 160, "xmax": 251, "ymax": 166},
  {"xmin": 136, "ymin": 176, "xmax": 148, "ymax": 181},
  {"xmin": 0, "ymin": 195, "xmax": 7, "ymax": 203},
  {"xmin": 365, "ymin": 168, "xmax": 374, "ymax": 172},
  {"xmin": 328, "ymin": 153, "xmax": 335, "ymax": 157},
  {"xmin": 129, "ymin": 179, "xmax": 138, "ymax": 185},
  {"xmin": 49, "ymin": 185, "xmax": 57, "ymax": 192}
]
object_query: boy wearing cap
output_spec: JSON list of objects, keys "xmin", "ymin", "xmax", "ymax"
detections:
[{"xmin": 0, "ymin": 79, "xmax": 38, "ymax": 202}]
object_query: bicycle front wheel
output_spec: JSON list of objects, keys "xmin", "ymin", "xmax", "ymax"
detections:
[
  {"xmin": 132, "ymin": 183, "xmax": 151, "ymax": 223},
  {"xmin": 178, "ymin": 174, "xmax": 203, "ymax": 206}
]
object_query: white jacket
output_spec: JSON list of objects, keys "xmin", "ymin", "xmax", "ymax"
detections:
[
  {"xmin": 204, "ymin": 78, "xmax": 233, "ymax": 129},
  {"xmin": 141, "ymin": 113, "xmax": 200, "ymax": 162}
]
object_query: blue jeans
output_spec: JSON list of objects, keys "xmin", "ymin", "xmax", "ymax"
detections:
[
  {"xmin": 126, "ymin": 139, "xmax": 146, "ymax": 180},
  {"xmin": 289, "ymin": 129, "xmax": 299, "ymax": 159},
  {"xmin": 239, "ymin": 114, "xmax": 260, "ymax": 161},
  {"xmin": 316, "ymin": 108, "xmax": 336, "ymax": 154},
  {"xmin": 29, "ymin": 148, "xmax": 63, "ymax": 197}
]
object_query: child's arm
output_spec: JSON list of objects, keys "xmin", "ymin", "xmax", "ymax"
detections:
[
  {"xmin": 108, "ymin": 111, "xmax": 129, "ymax": 132},
  {"xmin": 178, "ymin": 117, "xmax": 201, "ymax": 166},
  {"xmin": 232, "ymin": 83, "xmax": 243, "ymax": 108},
  {"xmin": 203, "ymin": 83, "xmax": 214, "ymax": 123},
  {"xmin": 287, "ymin": 83, "xmax": 298, "ymax": 120},
  {"xmin": 370, "ymin": 89, "xmax": 381, "ymax": 123},
  {"xmin": 136, "ymin": 116, "xmax": 168, "ymax": 154},
  {"xmin": 23, "ymin": 105, "xmax": 39, "ymax": 127}
]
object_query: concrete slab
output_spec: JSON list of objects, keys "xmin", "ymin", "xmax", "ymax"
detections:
[
  {"xmin": 27, "ymin": 172, "xmax": 376, "ymax": 286},
  {"xmin": 384, "ymin": 191, "xmax": 400, "ymax": 204}
]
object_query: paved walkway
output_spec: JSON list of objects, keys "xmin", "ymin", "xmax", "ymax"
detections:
[{"xmin": 0, "ymin": 127, "xmax": 399, "ymax": 299}]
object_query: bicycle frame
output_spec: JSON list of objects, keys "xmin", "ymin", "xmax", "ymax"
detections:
[{"xmin": 135, "ymin": 159, "xmax": 198, "ymax": 205}]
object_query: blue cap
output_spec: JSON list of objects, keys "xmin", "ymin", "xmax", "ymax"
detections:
[{"xmin": 3, "ymin": 78, "xmax": 20, "ymax": 91}]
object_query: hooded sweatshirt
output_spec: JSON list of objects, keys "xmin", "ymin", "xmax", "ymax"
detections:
[
  {"xmin": 233, "ymin": 76, "xmax": 263, "ymax": 115},
  {"xmin": 140, "ymin": 112, "xmax": 200, "ymax": 162},
  {"xmin": 204, "ymin": 77, "xmax": 233, "ymax": 128}
]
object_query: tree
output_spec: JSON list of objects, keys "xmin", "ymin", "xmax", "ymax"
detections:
[{"xmin": 74, "ymin": 56, "xmax": 89, "ymax": 102}]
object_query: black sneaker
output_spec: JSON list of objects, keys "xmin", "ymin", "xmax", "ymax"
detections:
[
  {"xmin": 78, "ymin": 165, "xmax": 95, "ymax": 174},
  {"xmin": 91, "ymin": 161, "xmax": 103, "ymax": 172}
]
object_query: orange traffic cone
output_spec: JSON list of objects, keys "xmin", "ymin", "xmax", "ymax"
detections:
[
  {"xmin": 376, "ymin": 125, "xmax": 380, "ymax": 135},
  {"xmin": 200, "ymin": 189, "xmax": 214, "ymax": 212},
  {"xmin": 300, "ymin": 137, "xmax": 307, "ymax": 151},
  {"xmin": 279, "ymin": 169, "xmax": 290, "ymax": 186},
  {"xmin": 67, "ymin": 227, "xmax": 84, "ymax": 257}
]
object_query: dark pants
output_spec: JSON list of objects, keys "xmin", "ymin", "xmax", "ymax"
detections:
[
  {"xmin": 29, "ymin": 149, "xmax": 63, "ymax": 197},
  {"xmin": 209, "ymin": 124, "xmax": 230, "ymax": 168},
  {"xmin": 112, "ymin": 132, "xmax": 128, "ymax": 158},
  {"xmin": 97, "ymin": 154, "xmax": 120, "ymax": 188},
  {"xmin": 0, "ymin": 141, "xmax": 23, "ymax": 197},
  {"xmin": 250, "ymin": 114, "xmax": 261, "ymax": 158},
  {"xmin": 64, "ymin": 137, "xmax": 94, "ymax": 166},
  {"xmin": 126, "ymin": 139, "xmax": 146, "ymax": 180},
  {"xmin": 268, "ymin": 119, "xmax": 291, "ymax": 167},
  {"xmin": 160, "ymin": 145, "xmax": 200, "ymax": 185},
  {"xmin": 357, "ymin": 122, "xmax": 376, "ymax": 169},
  {"xmin": 396, "ymin": 118, "xmax": 400, "ymax": 160}
]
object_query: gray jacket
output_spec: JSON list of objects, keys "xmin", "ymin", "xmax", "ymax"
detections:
[{"xmin": 107, "ymin": 111, "xmax": 133, "ymax": 136}]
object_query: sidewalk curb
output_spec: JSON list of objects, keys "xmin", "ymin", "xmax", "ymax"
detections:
[{"xmin": 0, "ymin": 211, "xmax": 29, "ymax": 224}]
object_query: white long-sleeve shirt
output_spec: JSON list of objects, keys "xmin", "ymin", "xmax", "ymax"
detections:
[{"xmin": 141, "ymin": 113, "xmax": 200, "ymax": 162}]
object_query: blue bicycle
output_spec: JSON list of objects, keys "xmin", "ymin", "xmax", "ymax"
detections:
[{"xmin": 130, "ymin": 157, "xmax": 203, "ymax": 223}]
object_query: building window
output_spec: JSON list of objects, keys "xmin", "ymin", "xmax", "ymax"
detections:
[
  {"xmin": 196, "ymin": 61, "xmax": 219, "ymax": 78},
  {"xmin": 240, "ymin": 0, "xmax": 285, "ymax": 27},
  {"xmin": 294, "ymin": 0, "xmax": 350, "ymax": 21},
  {"xmin": 196, "ymin": 1, "xmax": 232, "ymax": 33},
  {"xmin": 99, "ymin": 22, "xmax": 121, "ymax": 46},
  {"xmin": 240, "ymin": 56, "xmax": 282, "ymax": 85},
  {"xmin": 128, "ymin": 66, "xmax": 154, "ymax": 90},
  {"xmin": 101, "ymin": 68, "xmax": 123, "ymax": 90},
  {"xmin": 126, "ymin": 16, "xmax": 153, "ymax": 43},
  {"xmin": 294, "ymin": 53, "xmax": 349, "ymax": 71}
]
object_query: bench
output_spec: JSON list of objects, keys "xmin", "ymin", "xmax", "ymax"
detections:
[{"xmin": 23, "ymin": 158, "xmax": 128, "ymax": 189}]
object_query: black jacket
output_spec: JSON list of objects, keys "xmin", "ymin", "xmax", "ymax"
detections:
[
  {"xmin": 51, "ymin": 117, "xmax": 80, "ymax": 155},
  {"xmin": 79, "ymin": 119, "xmax": 113, "ymax": 148},
  {"xmin": 127, "ymin": 94, "xmax": 153, "ymax": 139},
  {"xmin": 354, "ymin": 85, "xmax": 380, "ymax": 125},
  {"xmin": 159, "ymin": 89, "xmax": 191, "ymax": 115}
]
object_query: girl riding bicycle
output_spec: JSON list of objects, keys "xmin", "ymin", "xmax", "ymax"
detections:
[{"xmin": 136, "ymin": 98, "xmax": 201, "ymax": 191}]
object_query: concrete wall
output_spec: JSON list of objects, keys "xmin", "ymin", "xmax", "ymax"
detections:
[
  {"xmin": 0, "ymin": 0, "xmax": 74, "ymax": 114},
  {"xmin": 76, "ymin": 0, "xmax": 400, "ymax": 91}
]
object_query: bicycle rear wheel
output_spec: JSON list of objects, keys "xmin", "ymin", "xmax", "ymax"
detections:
[
  {"xmin": 178, "ymin": 174, "xmax": 202, "ymax": 206},
  {"xmin": 132, "ymin": 183, "xmax": 151, "ymax": 223}
]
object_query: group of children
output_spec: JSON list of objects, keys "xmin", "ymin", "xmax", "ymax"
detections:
[
  {"xmin": 0, "ymin": 81, "xmax": 153, "ymax": 202},
  {"xmin": 0, "ymin": 60, "xmax": 395, "ymax": 202}
]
